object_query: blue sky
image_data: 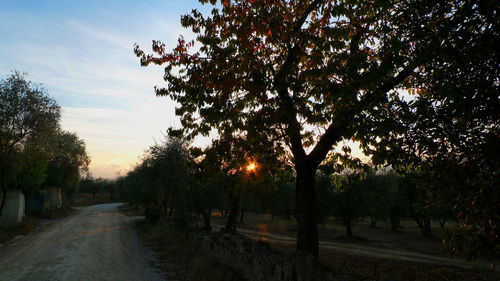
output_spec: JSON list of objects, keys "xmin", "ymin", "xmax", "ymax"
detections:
[
  {"xmin": 0, "ymin": 0, "xmax": 212, "ymax": 178},
  {"xmin": 1, "ymin": 0, "xmax": 368, "ymax": 178}
]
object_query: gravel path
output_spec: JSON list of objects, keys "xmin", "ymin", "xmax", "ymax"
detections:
[{"xmin": 0, "ymin": 203, "xmax": 165, "ymax": 281}]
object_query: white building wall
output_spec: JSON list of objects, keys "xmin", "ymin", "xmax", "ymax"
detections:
[{"xmin": 0, "ymin": 190, "xmax": 25, "ymax": 228}]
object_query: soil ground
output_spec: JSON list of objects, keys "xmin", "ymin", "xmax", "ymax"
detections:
[
  {"xmin": 212, "ymin": 212, "xmax": 500, "ymax": 281},
  {"xmin": 0, "ymin": 203, "xmax": 164, "ymax": 281}
]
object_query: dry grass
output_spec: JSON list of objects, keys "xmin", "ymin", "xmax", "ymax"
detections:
[
  {"xmin": 270, "ymin": 242, "xmax": 499, "ymax": 281},
  {"xmin": 0, "ymin": 217, "xmax": 38, "ymax": 244},
  {"xmin": 1, "ymin": 206, "xmax": 75, "ymax": 244},
  {"xmin": 121, "ymin": 209, "xmax": 499, "ymax": 281},
  {"xmin": 213, "ymin": 212, "xmax": 499, "ymax": 281},
  {"xmin": 29, "ymin": 205, "xmax": 75, "ymax": 220},
  {"xmin": 134, "ymin": 219, "xmax": 246, "ymax": 281}
]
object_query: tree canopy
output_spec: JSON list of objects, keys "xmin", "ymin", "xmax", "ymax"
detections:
[
  {"xmin": 135, "ymin": 0, "xmax": 497, "ymax": 257},
  {"xmin": 360, "ymin": 1, "xmax": 499, "ymax": 259},
  {"xmin": 0, "ymin": 72, "xmax": 61, "ymax": 214},
  {"xmin": 0, "ymin": 72, "xmax": 90, "ymax": 214},
  {"xmin": 45, "ymin": 131, "xmax": 90, "ymax": 197}
]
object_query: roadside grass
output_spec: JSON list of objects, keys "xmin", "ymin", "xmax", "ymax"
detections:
[
  {"xmin": 117, "ymin": 204, "xmax": 143, "ymax": 216},
  {"xmin": 123, "ymin": 209, "xmax": 498, "ymax": 281},
  {"xmin": 212, "ymin": 212, "xmax": 499, "ymax": 281},
  {"xmin": 135, "ymin": 219, "xmax": 246, "ymax": 281},
  {"xmin": 0, "ymin": 217, "xmax": 38, "ymax": 244},
  {"xmin": 29, "ymin": 205, "xmax": 75, "ymax": 220},
  {"xmin": 270, "ymin": 241, "xmax": 499, "ymax": 281},
  {"xmin": 1, "ymin": 206, "xmax": 75, "ymax": 245}
]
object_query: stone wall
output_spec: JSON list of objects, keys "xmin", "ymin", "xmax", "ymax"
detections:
[{"xmin": 0, "ymin": 190, "xmax": 25, "ymax": 228}]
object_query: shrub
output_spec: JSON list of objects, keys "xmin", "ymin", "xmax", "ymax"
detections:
[{"xmin": 144, "ymin": 207, "xmax": 163, "ymax": 225}]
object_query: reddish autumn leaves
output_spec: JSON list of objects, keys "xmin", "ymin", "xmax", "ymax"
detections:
[{"xmin": 134, "ymin": 0, "xmax": 496, "ymax": 258}]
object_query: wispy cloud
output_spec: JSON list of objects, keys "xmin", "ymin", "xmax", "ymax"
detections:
[
  {"xmin": 66, "ymin": 19, "xmax": 132, "ymax": 49},
  {"xmin": 0, "ymin": 1, "xmax": 207, "ymax": 178}
]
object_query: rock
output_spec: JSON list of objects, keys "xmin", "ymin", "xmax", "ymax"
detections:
[{"xmin": 13, "ymin": 235, "xmax": 24, "ymax": 241}]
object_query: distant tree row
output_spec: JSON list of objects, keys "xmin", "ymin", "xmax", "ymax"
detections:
[
  {"xmin": 114, "ymin": 133, "xmax": 460, "ymax": 242},
  {"xmin": 0, "ymin": 72, "xmax": 90, "ymax": 215},
  {"xmin": 113, "ymin": 127, "xmax": 496, "ymax": 261},
  {"xmin": 79, "ymin": 175, "xmax": 115, "ymax": 198},
  {"xmin": 114, "ymin": 133, "xmax": 294, "ymax": 230},
  {"xmin": 317, "ymin": 159, "xmax": 455, "ymax": 238}
]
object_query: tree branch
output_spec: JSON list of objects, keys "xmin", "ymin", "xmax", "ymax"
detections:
[
  {"xmin": 308, "ymin": 45, "xmax": 433, "ymax": 168},
  {"xmin": 273, "ymin": 0, "xmax": 324, "ymax": 162},
  {"xmin": 293, "ymin": 0, "xmax": 324, "ymax": 33}
]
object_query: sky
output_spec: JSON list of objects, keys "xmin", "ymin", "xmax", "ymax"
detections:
[
  {"xmin": 0, "ymin": 0, "xmax": 213, "ymax": 178},
  {"xmin": 1, "ymin": 0, "xmax": 369, "ymax": 179}
]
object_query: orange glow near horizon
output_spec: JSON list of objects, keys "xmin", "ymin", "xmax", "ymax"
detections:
[{"xmin": 246, "ymin": 162, "xmax": 256, "ymax": 172}]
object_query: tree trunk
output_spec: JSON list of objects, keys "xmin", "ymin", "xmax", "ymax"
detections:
[
  {"xmin": 162, "ymin": 198, "xmax": 168, "ymax": 213},
  {"xmin": 370, "ymin": 216, "xmax": 377, "ymax": 227},
  {"xmin": 422, "ymin": 216, "xmax": 432, "ymax": 236},
  {"xmin": 0, "ymin": 187, "xmax": 6, "ymax": 216},
  {"xmin": 202, "ymin": 209, "xmax": 212, "ymax": 231},
  {"xmin": 438, "ymin": 218, "xmax": 446, "ymax": 228},
  {"xmin": 390, "ymin": 207, "xmax": 399, "ymax": 231},
  {"xmin": 223, "ymin": 195, "xmax": 240, "ymax": 233},
  {"xmin": 390, "ymin": 215, "xmax": 398, "ymax": 232},
  {"xmin": 344, "ymin": 216, "xmax": 353, "ymax": 236},
  {"xmin": 295, "ymin": 164, "xmax": 319, "ymax": 257},
  {"xmin": 239, "ymin": 207, "xmax": 245, "ymax": 223},
  {"xmin": 410, "ymin": 206, "xmax": 432, "ymax": 237}
]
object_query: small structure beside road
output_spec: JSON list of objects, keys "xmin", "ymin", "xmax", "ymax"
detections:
[
  {"xmin": 0, "ymin": 190, "xmax": 25, "ymax": 228},
  {"xmin": 0, "ymin": 187, "xmax": 63, "ymax": 227}
]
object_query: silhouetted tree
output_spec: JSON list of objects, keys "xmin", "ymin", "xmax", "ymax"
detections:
[
  {"xmin": 79, "ymin": 176, "xmax": 113, "ymax": 198},
  {"xmin": 361, "ymin": 1, "xmax": 499, "ymax": 258},
  {"xmin": 44, "ymin": 131, "xmax": 90, "ymax": 199},
  {"xmin": 0, "ymin": 72, "xmax": 60, "ymax": 215},
  {"xmin": 136, "ymin": 0, "xmax": 481, "ymax": 257}
]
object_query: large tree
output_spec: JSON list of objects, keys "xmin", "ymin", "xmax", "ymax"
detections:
[
  {"xmin": 363, "ymin": 1, "xmax": 499, "ymax": 258},
  {"xmin": 135, "ymin": 0, "xmax": 475, "ymax": 256},
  {"xmin": 0, "ymin": 72, "xmax": 60, "ymax": 215}
]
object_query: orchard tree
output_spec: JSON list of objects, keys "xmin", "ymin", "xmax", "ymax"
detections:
[
  {"xmin": 136, "ymin": 1, "xmax": 474, "ymax": 256},
  {"xmin": 79, "ymin": 175, "xmax": 113, "ymax": 198},
  {"xmin": 321, "ymin": 147, "xmax": 371, "ymax": 236},
  {"xmin": 362, "ymin": 1, "xmax": 499, "ymax": 258},
  {"xmin": 45, "ymin": 131, "xmax": 90, "ymax": 198},
  {"xmin": 188, "ymin": 144, "xmax": 233, "ymax": 231},
  {"xmin": 0, "ymin": 72, "xmax": 60, "ymax": 215},
  {"xmin": 145, "ymin": 136, "xmax": 191, "ymax": 212}
]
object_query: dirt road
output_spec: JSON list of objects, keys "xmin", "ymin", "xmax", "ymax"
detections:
[{"xmin": 0, "ymin": 203, "xmax": 165, "ymax": 281}]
